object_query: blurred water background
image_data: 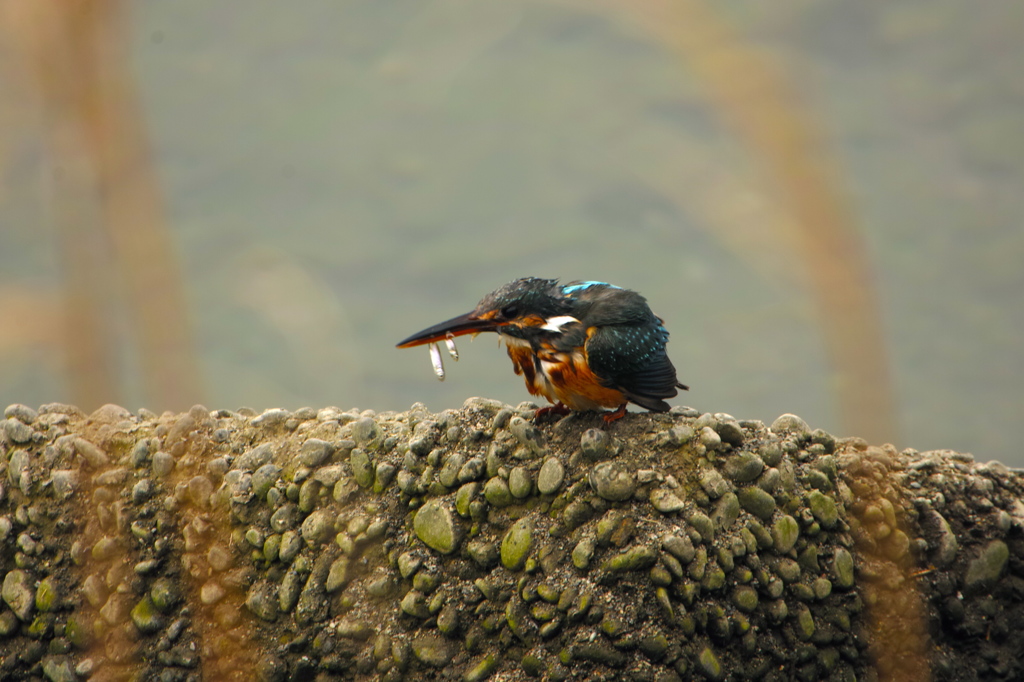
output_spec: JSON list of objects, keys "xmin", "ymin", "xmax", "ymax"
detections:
[{"xmin": 1, "ymin": 0, "xmax": 1021, "ymax": 466}]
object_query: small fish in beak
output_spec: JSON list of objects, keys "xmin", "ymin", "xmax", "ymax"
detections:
[
  {"xmin": 429, "ymin": 343, "xmax": 445, "ymax": 380},
  {"xmin": 445, "ymin": 332, "xmax": 459, "ymax": 361}
]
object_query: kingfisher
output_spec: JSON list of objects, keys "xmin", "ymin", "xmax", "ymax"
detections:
[{"xmin": 396, "ymin": 278, "xmax": 688, "ymax": 422}]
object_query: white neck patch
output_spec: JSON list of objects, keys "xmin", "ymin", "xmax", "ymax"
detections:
[{"xmin": 541, "ymin": 315, "xmax": 581, "ymax": 332}]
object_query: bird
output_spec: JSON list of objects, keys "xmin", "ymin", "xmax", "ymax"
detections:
[{"xmin": 396, "ymin": 278, "xmax": 688, "ymax": 422}]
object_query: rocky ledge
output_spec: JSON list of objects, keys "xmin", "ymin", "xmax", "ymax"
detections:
[{"xmin": 0, "ymin": 399, "xmax": 1022, "ymax": 682}]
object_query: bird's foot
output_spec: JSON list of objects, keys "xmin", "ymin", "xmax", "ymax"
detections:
[
  {"xmin": 602, "ymin": 403, "xmax": 628, "ymax": 424},
  {"xmin": 534, "ymin": 402, "xmax": 571, "ymax": 423}
]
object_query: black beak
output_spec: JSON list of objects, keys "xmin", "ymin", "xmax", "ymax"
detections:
[{"xmin": 396, "ymin": 311, "xmax": 499, "ymax": 348}]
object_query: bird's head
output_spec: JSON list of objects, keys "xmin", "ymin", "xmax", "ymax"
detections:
[{"xmin": 396, "ymin": 277, "xmax": 572, "ymax": 348}]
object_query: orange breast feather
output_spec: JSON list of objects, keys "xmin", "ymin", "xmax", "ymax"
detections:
[{"xmin": 542, "ymin": 350, "xmax": 624, "ymax": 411}]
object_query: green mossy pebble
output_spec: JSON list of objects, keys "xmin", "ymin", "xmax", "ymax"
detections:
[
  {"xmin": 790, "ymin": 583, "xmax": 814, "ymax": 602},
  {"xmin": 373, "ymin": 462, "xmax": 397, "ymax": 493},
  {"xmin": 245, "ymin": 583, "xmax": 279, "ymax": 621},
  {"xmin": 697, "ymin": 646, "xmax": 724, "ymax": 681},
  {"xmin": 270, "ymin": 504, "xmax": 300, "ymax": 533},
  {"xmin": 796, "ymin": 604, "xmax": 816, "ymax": 640},
  {"xmin": 298, "ymin": 437, "xmax": 333, "ymax": 467},
  {"xmin": 798, "ymin": 545, "xmax": 819, "ymax": 572},
  {"xmin": 688, "ymin": 547, "xmax": 708, "ymax": 580},
  {"xmin": 400, "ymin": 591, "xmax": 430, "ymax": 618},
  {"xmin": 688, "ymin": 512, "xmax": 715, "ymax": 542},
  {"xmin": 484, "ymin": 477, "xmax": 513, "ymax": 507},
  {"xmin": 803, "ymin": 469, "xmax": 831, "ymax": 491},
  {"xmin": 775, "ymin": 558, "xmax": 801, "ymax": 583},
  {"xmin": 605, "ymin": 544, "xmax": 657, "ymax": 572},
  {"xmin": 150, "ymin": 578, "xmax": 179, "ymax": 612},
  {"xmin": 661, "ymin": 553, "xmax": 684, "ymax": 579},
  {"xmin": 398, "ymin": 552, "xmax": 421, "ymax": 578},
  {"xmin": 712, "ymin": 492, "xmax": 740, "ymax": 530},
  {"xmin": 41, "ymin": 657, "xmax": 76, "ymax": 682},
  {"xmin": 326, "ymin": 558, "xmax": 350, "ymax": 592},
  {"xmin": 437, "ymin": 603, "xmax": 460, "ymax": 634},
  {"xmin": 748, "ymin": 520, "xmax": 773, "ymax": 549},
  {"xmin": 91, "ymin": 537, "xmax": 119, "ymax": 562},
  {"xmin": 562, "ymin": 500, "xmax": 593, "ymax": 530},
  {"xmin": 772, "ymin": 515, "xmax": 800, "ymax": 553},
  {"xmin": 467, "ymin": 540, "xmax": 499, "ymax": 568},
  {"xmin": 655, "ymin": 586, "xmax": 674, "ymax": 621},
  {"xmin": 64, "ymin": 616, "xmax": 91, "ymax": 648},
  {"xmin": 768, "ymin": 599, "xmax": 788, "ymax": 622},
  {"xmin": 1, "ymin": 570, "xmax": 34, "ymax": 621},
  {"xmin": 832, "ymin": 548, "xmax": 855, "ymax": 589},
  {"xmin": 662, "ymin": 534, "xmax": 695, "ymax": 563},
  {"xmin": 397, "ymin": 470, "xmax": 419, "ymax": 496},
  {"xmin": 702, "ymin": 564, "xmax": 726, "ymax": 590},
  {"xmin": 439, "ymin": 453, "xmax": 466, "ymax": 489},
  {"xmin": 639, "ymin": 634, "xmax": 670, "ymax": 661},
  {"xmin": 810, "ymin": 429, "xmax": 836, "ymax": 453},
  {"xmin": 537, "ymin": 620, "xmax": 560, "ymax": 639},
  {"xmin": 263, "ymin": 533, "xmax": 282, "ymax": 562},
  {"xmin": 9, "ymin": 427, "xmax": 37, "ymax": 465},
  {"xmin": 716, "ymin": 420, "xmax": 745, "ymax": 447},
  {"xmin": 738, "ymin": 486, "xmax": 777, "ymax": 521},
  {"xmin": 366, "ymin": 572, "xmax": 395, "ymax": 599},
  {"xmin": 650, "ymin": 564, "xmax": 672, "ymax": 586},
  {"xmin": 458, "ymin": 457, "xmax": 485, "ymax": 484},
  {"xmin": 723, "ymin": 452, "xmax": 763, "ymax": 482},
  {"xmin": 807, "ymin": 491, "xmax": 838, "ymax": 528},
  {"xmin": 521, "ymin": 653, "xmax": 546, "ymax": 677},
  {"xmin": 575, "ymin": 642, "xmax": 626, "ymax": 667},
  {"xmin": 464, "ymin": 653, "xmax": 498, "ymax": 682},
  {"xmin": 279, "ymin": 530, "xmax": 302, "ymax": 563},
  {"xmin": 301, "ymin": 510, "xmax": 334, "ymax": 546},
  {"xmin": 130, "ymin": 596, "xmax": 164, "ymax": 634},
  {"xmin": 501, "ymin": 518, "xmax": 534, "ymax": 571},
  {"xmin": 760, "ymin": 443, "xmax": 783, "ymax": 466},
  {"xmin": 252, "ymin": 464, "xmax": 282, "ymax": 499},
  {"xmin": 350, "ymin": 449, "xmax": 374, "ymax": 488},
  {"xmin": 572, "ymin": 538, "xmax": 596, "ymax": 570},
  {"xmin": 650, "ymin": 488, "xmax": 686, "ymax": 513},
  {"xmin": 589, "ymin": 462, "xmax": 636, "ymax": 501},
  {"xmin": 336, "ymin": 618, "xmax": 372, "ymax": 640},
  {"xmin": 732, "ymin": 585, "xmax": 758, "ymax": 612},
  {"xmin": 537, "ymin": 457, "xmax": 565, "ymax": 495},
  {"xmin": 699, "ymin": 469, "xmax": 729, "ymax": 499},
  {"xmin": 509, "ymin": 467, "xmax": 533, "ymax": 498},
  {"xmin": 414, "ymin": 499, "xmax": 459, "ymax": 554},
  {"xmin": 699, "ymin": 426, "xmax": 722, "ymax": 451},
  {"xmin": 456, "ymin": 482, "xmax": 479, "ymax": 517},
  {"xmin": 667, "ymin": 425, "xmax": 695, "ymax": 446},
  {"xmin": 412, "ymin": 633, "xmax": 453, "ymax": 667},
  {"xmin": 351, "ymin": 417, "xmax": 381, "ymax": 445},
  {"xmin": 964, "ymin": 540, "xmax": 1009, "ymax": 595},
  {"xmin": 556, "ymin": 587, "xmax": 578, "ymax": 612},
  {"xmin": 509, "ymin": 416, "xmax": 545, "ymax": 455},
  {"xmin": 771, "ymin": 414, "xmax": 809, "ymax": 434},
  {"xmin": 413, "ymin": 571, "xmax": 440, "ymax": 593},
  {"xmin": 34, "ymin": 576, "xmax": 58, "ymax": 612},
  {"xmin": 530, "ymin": 602, "xmax": 557, "ymax": 621},
  {"xmin": 536, "ymin": 583, "xmax": 560, "ymax": 603}
]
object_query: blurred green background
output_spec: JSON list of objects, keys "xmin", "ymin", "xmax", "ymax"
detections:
[{"xmin": 1, "ymin": 0, "xmax": 1021, "ymax": 466}]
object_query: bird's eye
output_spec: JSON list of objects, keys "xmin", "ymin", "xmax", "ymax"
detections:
[{"xmin": 500, "ymin": 305, "xmax": 519, "ymax": 319}]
